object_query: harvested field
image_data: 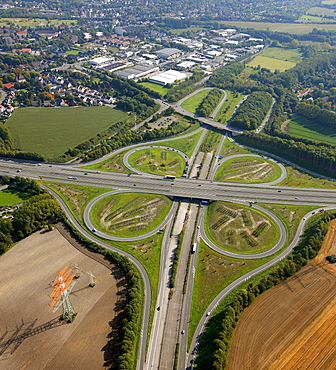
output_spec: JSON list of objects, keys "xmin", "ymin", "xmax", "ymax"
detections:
[
  {"xmin": 0, "ymin": 224, "xmax": 125, "ymax": 370},
  {"xmin": 227, "ymin": 219, "xmax": 336, "ymax": 370}
]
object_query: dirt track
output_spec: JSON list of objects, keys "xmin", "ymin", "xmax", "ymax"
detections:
[
  {"xmin": 0, "ymin": 226, "xmax": 125, "ymax": 369},
  {"xmin": 227, "ymin": 219, "xmax": 336, "ymax": 370}
]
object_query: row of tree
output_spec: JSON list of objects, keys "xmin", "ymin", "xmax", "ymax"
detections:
[
  {"xmin": 165, "ymin": 71, "xmax": 205, "ymax": 103},
  {"xmin": 230, "ymin": 91, "xmax": 273, "ymax": 130},
  {"xmin": 0, "ymin": 178, "xmax": 65, "ymax": 253},
  {"xmin": 207, "ymin": 63, "xmax": 245, "ymax": 89},
  {"xmin": 63, "ymin": 220, "xmax": 142, "ymax": 369},
  {"xmin": 236, "ymin": 132, "xmax": 336, "ymax": 177},
  {"xmin": 81, "ymin": 119, "xmax": 192, "ymax": 162},
  {"xmin": 196, "ymin": 88, "xmax": 223, "ymax": 117},
  {"xmin": 297, "ymin": 102, "xmax": 336, "ymax": 130},
  {"xmin": 204, "ymin": 212, "xmax": 334, "ymax": 370}
]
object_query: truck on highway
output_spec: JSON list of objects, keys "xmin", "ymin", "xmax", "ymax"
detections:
[
  {"xmin": 191, "ymin": 243, "xmax": 197, "ymax": 254},
  {"xmin": 164, "ymin": 175, "xmax": 176, "ymax": 179}
]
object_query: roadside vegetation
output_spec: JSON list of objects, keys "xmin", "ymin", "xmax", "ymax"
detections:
[
  {"xmin": 214, "ymin": 156, "xmax": 282, "ymax": 183},
  {"xmin": 195, "ymin": 88, "xmax": 224, "ymax": 117},
  {"xmin": 128, "ymin": 147, "xmax": 185, "ymax": 176},
  {"xmin": 181, "ymin": 89, "xmax": 211, "ymax": 113},
  {"xmin": 91, "ymin": 192, "xmax": 172, "ymax": 238},
  {"xmin": 157, "ymin": 130, "xmax": 203, "ymax": 157},
  {"xmin": 205, "ymin": 201, "xmax": 279, "ymax": 254},
  {"xmin": 220, "ymin": 139, "xmax": 254, "ymax": 157},
  {"xmin": 215, "ymin": 91, "xmax": 246, "ymax": 123},
  {"xmin": 278, "ymin": 166, "xmax": 336, "ymax": 188}
]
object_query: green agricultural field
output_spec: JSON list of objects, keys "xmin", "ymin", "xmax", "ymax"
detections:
[
  {"xmin": 128, "ymin": 148, "xmax": 185, "ymax": 176},
  {"xmin": 0, "ymin": 188, "xmax": 31, "ymax": 207},
  {"xmin": 158, "ymin": 130, "xmax": 203, "ymax": 157},
  {"xmin": 287, "ymin": 115, "xmax": 336, "ymax": 146},
  {"xmin": 306, "ymin": 6, "xmax": 336, "ymax": 17},
  {"xmin": 215, "ymin": 156, "xmax": 282, "ymax": 183},
  {"xmin": 91, "ymin": 192, "xmax": 172, "ymax": 238},
  {"xmin": 6, "ymin": 106, "xmax": 128, "ymax": 160},
  {"xmin": 215, "ymin": 91, "xmax": 246, "ymax": 123},
  {"xmin": 140, "ymin": 82, "xmax": 170, "ymax": 96},
  {"xmin": 217, "ymin": 20, "xmax": 336, "ymax": 34},
  {"xmin": 261, "ymin": 47, "xmax": 302, "ymax": 63},
  {"xmin": 299, "ymin": 15, "xmax": 332, "ymax": 22},
  {"xmin": 0, "ymin": 18, "xmax": 76, "ymax": 28},
  {"xmin": 205, "ymin": 201, "xmax": 279, "ymax": 254},
  {"xmin": 247, "ymin": 55, "xmax": 297, "ymax": 72},
  {"xmin": 181, "ymin": 89, "xmax": 212, "ymax": 113}
]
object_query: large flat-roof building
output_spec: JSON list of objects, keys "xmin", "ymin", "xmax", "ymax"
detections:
[
  {"xmin": 90, "ymin": 57, "xmax": 112, "ymax": 66},
  {"xmin": 149, "ymin": 69, "xmax": 187, "ymax": 86},
  {"xmin": 155, "ymin": 48, "xmax": 181, "ymax": 59},
  {"xmin": 114, "ymin": 64, "xmax": 159, "ymax": 79}
]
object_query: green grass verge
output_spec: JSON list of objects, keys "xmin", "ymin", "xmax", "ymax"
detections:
[
  {"xmin": 215, "ymin": 91, "xmax": 246, "ymax": 123},
  {"xmin": 189, "ymin": 240, "xmax": 265, "ymax": 344},
  {"xmin": 91, "ymin": 193, "xmax": 172, "ymax": 238},
  {"xmin": 214, "ymin": 156, "xmax": 282, "ymax": 183},
  {"xmin": 140, "ymin": 82, "xmax": 170, "ymax": 96},
  {"xmin": 278, "ymin": 165, "xmax": 335, "ymax": 188},
  {"xmin": 81, "ymin": 149, "xmax": 131, "ymax": 173},
  {"xmin": 45, "ymin": 182, "xmax": 112, "ymax": 221},
  {"xmin": 170, "ymin": 27, "xmax": 205, "ymax": 35},
  {"xmin": 205, "ymin": 201, "xmax": 279, "ymax": 254},
  {"xmin": 0, "ymin": 188, "xmax": 32, "ymax": 207},
  {"xmin": 156, "ymin": 130, "xmax": 203, "ymax": 157},
  {"xmin": 287, "ymin": 115, "xmax": 336, "ymax": 146},
  {"xmin": 219, "ymin": 138, "xmax": 255, "ymax": 157},
  {"xmin": 181, "ymin": 89, "xmax": 212, "ymax": 113},
  {"xmin": 128, "ymin": 148, "xmax": 186, "ymax": 176},
  {"xmin": 6, "ymin": 107, "xmax": 128, "ymax": 159},
  {"xmin": 247, "ymin": 55, "xmax": 297, "ymax": 72}
]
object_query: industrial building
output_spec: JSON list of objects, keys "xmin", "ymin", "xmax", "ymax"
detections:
[
  {"xmin": 114, "ymin": 64, "xmax": 159, "ymax": 79},
  {"xmin": 149, "ymin": 70, "xmax": 187, "ymax": 86},
  {"xmin": 89, "ymin": 57, "xmax": 112, "ymax": 66},
  {"xmin": 155, "ymin": 48, "xmax": 181, "ymax": 59}
]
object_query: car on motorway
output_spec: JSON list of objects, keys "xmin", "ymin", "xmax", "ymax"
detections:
[
  {"xmin": 17, "ymin": 169, "xmax": 21, "ymax": 172},
  {"xmin": 303, "ymin": 217, "xmax": 306, "ymax": 221},
  {"xmin": 181, "ymin": 330, "xmax": 185, "ymax": 334},
  {"xmin": 92, "ymin": 228, "xmax": 97, "ymax": 232},
  {"xmin": 278, "ymin": 190, "xmax": 281, "ymax": 192},
  {"xmin": 157, "ymin": 306, "xmax": 160, "ymax": 311},
  {"xmin": 295, "ymin": 197, "xmax": 299, "ymax": 200}
]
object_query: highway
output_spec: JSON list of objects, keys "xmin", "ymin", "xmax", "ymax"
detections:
[{"xmin": 2, "ymin": 83, "xmax": 335, "ymax": 370}]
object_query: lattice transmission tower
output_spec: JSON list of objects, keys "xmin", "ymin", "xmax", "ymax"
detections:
[{"xmin": 49, "ymin": 266, "xmax": 77, "ymax": 322}]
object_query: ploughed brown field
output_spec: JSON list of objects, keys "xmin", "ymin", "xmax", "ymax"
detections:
[
  {"xmin": 227, "ymin": 219, "xmax": 336, "ymax": 370},
  {"xmin": 0, "ymin": 224, "xmax": 126, "ymax": 370}
]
